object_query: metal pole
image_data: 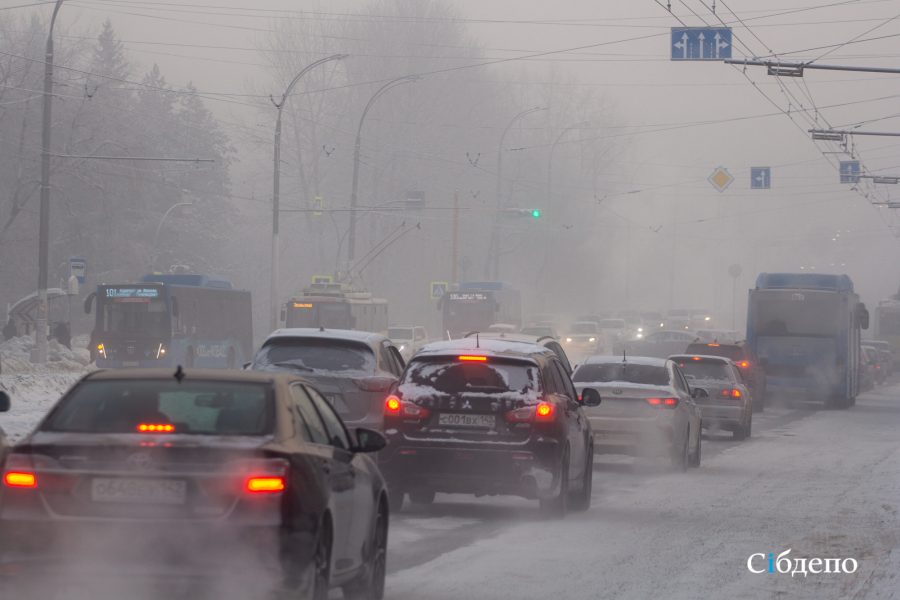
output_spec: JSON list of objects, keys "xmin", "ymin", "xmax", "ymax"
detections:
[
  {"xmin": 732, "ymin": 277, "xmax": 737, "ymax": 330},
  {"xmin": 270, "ymin": 54, "xmax": 346, "ymax": 333},
  {"xmin": 347, "ymin": 75, "xmax": 418, "ymax": 268},
  {"xmin": 451, "ymin": 191, "xmax": 459, "ymax": 284},
  {"xmin": 486, "ymin": 106, "xmax": 545, "ymax": 280},
  {"xmin": 34, "ymin": 0, "xmax": 64, "ymax": 364}
]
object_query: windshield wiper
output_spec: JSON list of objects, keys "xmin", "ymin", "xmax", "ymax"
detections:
[{"xmin": 271, "ymin": 361, "xmax": 315, "ymax": 372}]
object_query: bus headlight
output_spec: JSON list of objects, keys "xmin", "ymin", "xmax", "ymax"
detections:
[
  {"xmin": 97, "ymin": 343, "xmax": 107, "ymax": 359},
  {"xmin": 589, "ymin": 337, "xmax": 596, "ymax": 343},
  {"xmin": 156, "ymin": 343, "xmax": 167, "ymax": 359}
]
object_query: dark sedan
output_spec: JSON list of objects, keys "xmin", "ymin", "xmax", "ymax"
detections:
[{"xmin": 0, "ymin": 369, "xmax": 388, "ymax": 600}]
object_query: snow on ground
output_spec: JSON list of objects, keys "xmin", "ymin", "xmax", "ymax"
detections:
[
  {"xmin": 385, "ymin": 385, "xmax": 900, "ymax": 600},
  {"xmin": 0, "ymin": 335, "xmax": 91, "ymax": 442}
]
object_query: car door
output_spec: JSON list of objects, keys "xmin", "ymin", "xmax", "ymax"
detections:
[
  {"xmin": 305, "ymin": 383, "xmax": 373, "ymax": 574},
  {"xmin": 668, "ymin": 363, "xmax": 693, "ymax": 447},
  {"xmin": 673, "ymin": 364, "xmax": 700, "ymax": 443},
  {"xmin": 290, "ymin": 383, "xmax": 356, "ymax": 573},
  {"xmin": 543, "ymin": 360, "xmax": 583, "ymax": 482},
  {"xmin": 553, "ymin": 359, "xmax": 589, "ymax": 476}
]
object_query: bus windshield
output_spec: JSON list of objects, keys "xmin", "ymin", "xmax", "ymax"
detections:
[
  {"xmin": 754, "ymin": 291, "xmax": 840, "ymax": 337},
  {"xmin": 100, "ymin": 288, "xmax": 170, "ymax": 337},
  {"xmin": 287, "ymin": 301, "xmax": 353, "ymax": 329},
  {"xmin": 443, "ymin": 294, "xmax": 495, "ymax": 333}
]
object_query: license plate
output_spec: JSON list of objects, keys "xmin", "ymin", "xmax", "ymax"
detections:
[
  {"xmin": 438, "ymin": 413, "xmax": 496, "ymax": 428},
  {"xmin": 91, "ymin": 478, "xmax": 187, "ymax": 505}
]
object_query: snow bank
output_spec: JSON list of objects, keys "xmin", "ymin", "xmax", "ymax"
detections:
[{"xmin": 0, "ymin": 334, "xmax": 92, "ymax": 374}]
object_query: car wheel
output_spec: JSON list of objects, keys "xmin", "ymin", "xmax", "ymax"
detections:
[
  {"xmin": 540, "ymin": 447, "xmax": 569, "ymax": 518},
  {"xmin": 409, "ymin": 489, "xmax": 436, "ymax": 506},
  {"xmin": 343, "ymin": 501, "xmax": 387, "ymax": 600},
  {"xmin": 388, "ymin": 486, "xmax": 405, "ymax": 514},
  {"xmin": 309, "ymin": 522, "xmax": 332, "ymax": 600},
  {"xmin": 689, "ymin": 425, "xmax": 702, "ymax": 468},
  {"xmin": 569, "ymin": 444, "xmax": 593, "ymax": 512},
  {"xmin": 733, "ymin": 420, "xmax": 747, "ymax": 441},
  {"xmin": 672, "ymin": 429, "xmax": 689, "ymax": 472}
]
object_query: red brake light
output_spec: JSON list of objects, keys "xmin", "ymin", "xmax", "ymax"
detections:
[
  {"xmin": 3, "ymin": 471, "xmax": 36, "ymax": 488},
  {"xmin": 384, "ymin": 395, "xmax": 430, "ymax": 420},
  {"xmin": 535, "ymin": 402, "xmax": 554, "ymax": 421},
  {"xmin": 505, "ymin": 401, "xmax": 556, "ymax": 424},
  {"xmin": 721, "ymin": 388, "xmax": 742, "ymax": 398},
  {"xmin": 246, "ymin": 476, "xmax": 286, "ymax": 494},
  {"xmin": 738, "ymin": 361, "xmax": 750, "ymax": 369},
  {"xmin": 385, "ymin": 396, "xmax": 401, "ymax": 415},
  {"xmin": 707, "ymin": 343, "xmax": 720, "ymax": 347},
  {"xmin": 691, "ymin": 356, "xmax": 702, "ymax": 361},
  {"xmin": 647, "ymin": 398, "xmax": 678, "ymax": 408},
  {"xmin": 458, "ymin": 355, "xmax": 487, "ymax": 362},
  {"xmin": 137, "ymin": 423, "xmax": 174, "ymax": 433}
]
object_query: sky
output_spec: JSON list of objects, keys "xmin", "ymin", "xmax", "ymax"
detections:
[{"xmin": 8, "ymin": 0, "xmax": 900, "ymax": 316}]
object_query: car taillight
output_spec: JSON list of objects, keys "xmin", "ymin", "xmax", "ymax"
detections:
[
  {"xmin": 738, "ymin": 361, "xmax": 750, "ymax": 369},
  {"xmin": 384, "ymin": 395, "xmax": 430, "ymax": 419},
  {"xmin": 647, "ymin": 397, "xmax": 678, "ymax": 409},
  {"xmin": 504, "ymin": 401, "xmax": 556, "ymax": 423},
  {"xmin": 137, "ymin": 423, "xmax": 175, "ymax": 433},
  {"xmin": 246, "ymin": 476, "xmax": 286, "ymax": 494},
  {"xmin": 720, "ymin": 388, "xmax": 742, "ymax": 398},
  {"xmin": 229, "ymin": 458, "xmax": 288, "ymax": 495},
  {"xmin": 3, "ymin": 454, "xmax": 37, "ymax": 489}
]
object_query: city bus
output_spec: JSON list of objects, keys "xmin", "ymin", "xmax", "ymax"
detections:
[
  {"xmin": 745, "ymin": 273, "xmax": 869, "ymax": 409},
  {"xmin": 282, "ymin": 283, "xmax": 388, "ymax": 333},
  {"xmin": 439, "ymin": 281, "xmax": 522, "ymax": 339},
  {"xmin": 85, "ymin": 273, "xmax": 252, "ymax": 368}
]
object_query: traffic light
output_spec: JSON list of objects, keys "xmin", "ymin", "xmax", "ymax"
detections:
[{"xmin": 531, "ymin": 209, "xmax": 541, "ymax": 219}]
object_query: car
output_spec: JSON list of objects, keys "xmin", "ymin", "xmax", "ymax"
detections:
[
  {"xmin": 563, "ymin": 321, "xmax": 603, "ymax": 359},
  {"xmin": 862, "ymin": 345, "xmax": 886, "ymax": 386},
  {"xmin": 465, "ymin": 331, "xmax": 574, "ymax": 374},
  {"xmin": 520, "ymin": 324, "xmax": 559, "ymax": 340},
  {"xmin": 865, "ymin": 340, "xmax": 894, "ymax": 377},
  {"xmin": 669, "ymin": 354, "xmax": 753, "ymax": 440},
  {"xmin": 487, "ymin": 323, "xmax": 519, "ymax": 334},
  {"xmin": 0, "ymin": 368, "xmax": 389, "ymax": 600},
  {"xmin": 250, "ymin": 328, "xmax": 405, "ymax": 432},
  {"xmin": 621, "ymin": 330, "xmax": 696, "ymax": 359},
  {"xmin": 685, "ymin": 341, "xmax": 767, "ymax": 412},
  {"xmin": 379, "ymin": 338, "xmax": 601, "ymax": 516},
  {"xmin": 694, "ymin": 329, "xmax": 742, "ymax": 345},
  {"xmin": 571, "ymin": 356, "xmax": 703, "ymax": 470},
  {"xmin": 860, "ymin": 346, "xmax": 879, "ymax": 391},
  {"xmin": 388, "ymin": 325, "xmax": 429, "ymax": 362}
]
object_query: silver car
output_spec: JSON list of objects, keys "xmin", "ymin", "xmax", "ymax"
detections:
[
  {"xmin": 572, "ymin": 356, "xmax": 703, "ymax": 470},
  {"xmin": 669, "ymin": 354, "xmax": 753, "ymax": 440}
]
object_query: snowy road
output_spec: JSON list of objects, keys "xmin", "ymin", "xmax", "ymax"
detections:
[{"xmin": 385, "ymin": 384, "xmax": 900, "ymax": 599}]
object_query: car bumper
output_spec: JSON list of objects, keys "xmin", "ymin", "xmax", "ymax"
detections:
[
  {"xmin": 697, "ymin": 404, "xmax": 743, "ymax": 429},
  {"xmin": 590, "ymin": 417, "xmax": 675, "ymax": 457},
  {"xmin": 380, "ymin": 438, "xmax": 563, "ymax": 499}
]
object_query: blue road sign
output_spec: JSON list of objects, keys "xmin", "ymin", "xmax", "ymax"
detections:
[
  {"xmin": 671, "ymin": 27, "xmax": 733, "ymax": 61},
  {"xmin": 840, "ymin": 160, "xmax": 860, "ymax": 184},
  {"xmin": 751, "ymin": 167, "xmax": 771, "ymax": 190}
]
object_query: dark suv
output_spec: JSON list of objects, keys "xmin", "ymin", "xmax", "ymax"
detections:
[
  {"xmin": 379, "ymin": 338, "xmax": 601, "ymax": 517},
  {"xmin": 684, "ymin": 341, "xmax": 767, "ymax": 412}
]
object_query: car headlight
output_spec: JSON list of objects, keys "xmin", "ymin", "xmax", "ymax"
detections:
[
  {"xmin": 566, "ymin": 337, "xmax": 573, "ymax": 343},
  {"xmin": 399, "ymin": 345, "xmax": 406, "ymax": 352},
  {"xmin": 636, "ymin": 333, "xmax": 643, "ymax": 339},
  {"xmin": 589, "ymin": 337, "xmax": 596, "ymax": 343},
  {"xmin": 637, "ymin": 327, "xmax": 643, "ymax": 333},
  {"xmin": 97, "ymin": 343, "xmax": 107, "ymax": 359},
  {"xmin": 156, "ymin": 343, "xmax": 167, "ymax": 359}
]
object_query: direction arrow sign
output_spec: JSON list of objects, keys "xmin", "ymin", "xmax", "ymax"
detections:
[
  {"xmin": 671, "ymin": 28, "xmax": 732, "ymax": 61},
  {"xmin": 751, "ymin": 167, "xmax": 771, "ymax": 190},
  {"xmin": 708, "ymin": 167, "xmax": 735, "ymax": 192},
  {"xmin": 840, "ymin": 160, "xmax": 860, "ymax": 184}
]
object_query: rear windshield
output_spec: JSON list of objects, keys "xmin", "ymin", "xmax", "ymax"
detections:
[
  {"xmin": 401, "ymin": 358, "xmax": 539, "ymax": 397},
  {"xmin": 254, "ymin": 338, "xmax": 375, "ymax": 374},
  {"xmin": 685, "ymin": 344, "xmax": 743, "ymax": 361},
  {"xmin": 570, "ymin": 323, "xmax": 597, "ymax": 334},
  {"xmin": 674, "ymin": 360, "xmax": 732, "ymax": 382},
  {"xmin": 389, "ymin": 328, "xmax": 414, "ymax": 340},
  {"xmin": 572, "ymin": 363, "xmax": 669, "ymax": 386},
  {"xmin": 42, "ymin": 380, "xmax": 273, "ymax": 436}
]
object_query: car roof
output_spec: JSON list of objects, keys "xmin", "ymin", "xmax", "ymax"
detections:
[
  {"xmin": 264, "ymin": 328, "xmax": 388, "ymax": 345},
  {"xmin": 84, "ymin": 368, "xmax": 295, "ymax": 384},
  {"xmin": 580, "ymin": 355, "xmax": 669, "ymax": 367},
  {"xmin": 416, "ymin": 338, "xmax": 553, "ymax": 361},
  {"xmin": 464, "ymin": 332, "xmax": 557, "ymax": 346},
  {"xmin": 670, "ymin": 354, "xmax": 734, "ymax": 365},
  {"xmin": 686, "ymin": 341, "xmax": 742, "ymax": 349}
]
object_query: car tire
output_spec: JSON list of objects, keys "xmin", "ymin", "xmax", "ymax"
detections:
[
  {"xmin": 689, "ymin": 425, "xmax": 702, "ymax": 468},
  {"xmin": 343, "ymin": 500, "xmax": 387, "ymax": 600},
  {"xmin": 409, "ymin": 489, "xmax": 436, "ymax": 506},
  {"xmin": 672, "ymin": 429, "xmax": 689, "ymax": 472},
  {"xmin": 388, "ymin": 486, "xmax": 405, "ymax": 514},
  {"xmin": 733, "ymin": 421, "xmax": 747, "ymax": 441},
  {"xmin": 569, "ymin": 444, "xmax": 593, "ymax": 512},
  {"xmin": 540, "ymin": 447, "xmax": 569, "ymax": 518},
  {"xmin": 309, "ymin": 521, "xmax": 332, "ymax": 600}
]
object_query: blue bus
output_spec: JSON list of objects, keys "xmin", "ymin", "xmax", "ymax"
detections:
[
  {"xmin": 85, "ymin": 274, "xmax": 253, "ymax": 369},
  {"xmin": 746, "ymin": 273, "xmax": 869, "ymax": 409},
  {"xmin": 439, "ymin": 281, "xmax": 522, "ymax": 339}
]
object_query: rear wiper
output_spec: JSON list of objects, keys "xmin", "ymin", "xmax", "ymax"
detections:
[{"xmin": 272, "ymin": 361, "xmax": 314, "ymax": 372}]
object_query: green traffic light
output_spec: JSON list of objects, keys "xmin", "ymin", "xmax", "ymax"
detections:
[{"xmin": 531, "ymin": 209, "xmax": 541, "ymax": 218}]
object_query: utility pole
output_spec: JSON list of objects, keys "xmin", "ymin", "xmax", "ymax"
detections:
[
  {"xmin": 451, "ymin": 191, "xmax": 459, "ymax": 284},
  {"xmin": 269, "ymin": 54, "xmax": 346, "ymax": 333},
  {"xmin": 33, "ymin": 0, "xmax": 64, "ymax": 364},
  {"xmin": 347, "ymin": 75, "xmax": 418, "ymax": 268},
  {"xmin": 485, "ymin": 106, "xmax": 545, "ymax": 280}
]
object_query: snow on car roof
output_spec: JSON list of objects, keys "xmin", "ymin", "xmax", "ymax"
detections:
[
  {"xmin": 580, "ymin": 355, "xmax": 669, "ymax": 367},
  {"xmin": 417, "ymin": 338, "xmax": 552, "ymax": 359},
  {"xmin": 669, "ymin": 354, "xmax": 734, "ymax": 364},
  {"xmin": 265, "ymin": 328, "xmax": 388, "ymax": 345}
]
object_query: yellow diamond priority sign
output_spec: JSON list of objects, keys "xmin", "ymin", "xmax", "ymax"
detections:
[{"xmin": 708, "ymin": 166, "xmax": 734, "ymax": 192}]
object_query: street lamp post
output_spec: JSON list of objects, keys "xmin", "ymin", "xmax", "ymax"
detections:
[
  {"xmin": 33, "ymin": 0, "xmax": 65, "ymax": 364},
  {"xmin": 486, "ymin": 106, "xmax": 546, "ymax": 280},
  {"xmin": 150, "ymin": 202, "xmax": 193, "ymax": 270},
  {"xmin": 269, "ymin": 54, "xmax": 346, "ymax": 332},
  {"xmin": 346, "ymin": 75, "xmax": 418, "ymax": 268}
]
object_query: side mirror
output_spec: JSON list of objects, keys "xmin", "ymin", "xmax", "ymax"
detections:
[
  {"xmin": 0, "ymin": 391, "xmax": 10, "ymax": 412},
  {"xmin": 280, "ymin": 307, "xmax": 286, "ymax": 324},
  {"xmin": 859, "ymin": 306, "xmax": 870, "ymax": 330},
  {"xmin": 83, "ymin": 292, "xmax": 96, "ymax": 315},
  {"xmin": 353, "ymin": 428, "xmax": 386, "ymax": 453},
  {"xmin": 170, "ymin": 296, "xmax": 179, "ymax": 318},
  {"xmin": 580, "ymin": 388, "xmax": 602, "ymax": 407},
  {"xmin": 691, "ymin": 388, "xmax": 709, "ymax": 400}
]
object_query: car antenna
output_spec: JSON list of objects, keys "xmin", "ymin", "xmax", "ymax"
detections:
[
  {"xmin": 622, "ymin": 348, "xmax": 627, "ymax": 363},
  {"xmin": 476, "ymin": 333, "xmax": 480, "ymax": 348},
  {"xmin": 174, "ymin": 365, "xmax": 185, "ymax": 383}
]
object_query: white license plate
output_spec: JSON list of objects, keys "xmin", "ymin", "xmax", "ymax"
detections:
[
  {"xmin": 438, "ymin": 413, "xmax": 496, "ymax": 428},
  {"xmin": 91, "ymin": 478, "xmax": 187, "ymax": 505}
]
